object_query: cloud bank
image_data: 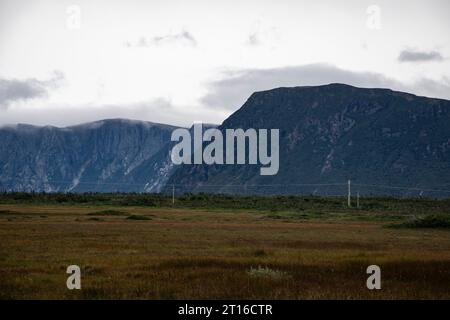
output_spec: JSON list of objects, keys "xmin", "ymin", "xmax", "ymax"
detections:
[
  {"xmin": 0, "ymin": 97, "xmax": 226, "ymax": 128},
  {"xmin": 398, "ymin": 49, "xmax": 444, "ymax": 62},
  {"xmin": 0, "ymin": 71, "xmax": 64, "ymax": 109},
  {"xmin": 1, "ymin": 64, "xmax": 450, "ymax": 127},
  {"xmin": 201, "ymin": 64, "xmax": 450, "ymax": 110}
]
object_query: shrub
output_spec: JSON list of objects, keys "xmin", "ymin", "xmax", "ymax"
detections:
[
  {"xmin": 253, "ymin": 249, "xmax": 268, "ymax": 257},
  {"xmin": 87, "ymin": 210, "xmax": 128, "ymax": 216},
  {"xmin": 126, "ymin": 215, "xmax": 152, "ymax": 221},
  {"xmin": 247, "ymin": 266, "xmax": 289, "ymax": 280},
  {"xmin": 87, "ymin": 217, "xmax": 103, "ymax": 221},
  {"xmin": 392, "ymin": 214, "xmax": 450, "ymax": 229},
  {"xmin": 0, "ymin": 210, "xmax": 16, "ymax": 215}
]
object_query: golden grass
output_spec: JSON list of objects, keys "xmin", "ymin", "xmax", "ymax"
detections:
[{"xmin": 1, "ymin": 204, "xmax": 450, "ymax": 299}]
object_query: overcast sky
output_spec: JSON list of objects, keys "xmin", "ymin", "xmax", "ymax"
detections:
[{"xmin": 0, "ymin": 0, "xmax": 449, "ymax": 127}]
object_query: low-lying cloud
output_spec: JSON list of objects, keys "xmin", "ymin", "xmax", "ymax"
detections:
[{"xmin": 0, "ymin": 97, "xmax": 226, "ymax": 128}]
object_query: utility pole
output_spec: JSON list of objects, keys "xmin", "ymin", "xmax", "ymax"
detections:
[
  {"xmin": 347, "ymin": 180, "xmax": 351, "ymax": 208},
  {"xmin": 172, "ymin": 184, "xmax": 175, "ymax": 205},
  {"xmin": 357, "ymin": 191, "xmax": 360, "ymax": 209}
]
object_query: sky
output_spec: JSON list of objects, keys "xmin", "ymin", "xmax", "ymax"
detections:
[{"xmin": 0, "ymin": 0, "xmax": 449, "ymax": 127}]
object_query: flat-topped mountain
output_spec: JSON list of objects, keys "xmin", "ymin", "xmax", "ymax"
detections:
[
  {"xmin": 0, "ymin": 119, "xmax": 179, "ymax": 192},
  {"xmin": 167, "ymin": 84, "xmax": 450, "ymax": 197}
]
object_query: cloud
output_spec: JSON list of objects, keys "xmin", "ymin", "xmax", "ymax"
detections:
[
  {"xmin": 0, "ymin": 97, "xmax": 226, "ymax": 128},
  {"xmin": 201, "ymin": 64, "xmax": 450, "ymax": 111},
  {"xmin": 246, "ymin": 32, "xmax": 260, "ymax": 46},
  {"xmin": 245, "ymin": 24, "xmax": 279, "ymax": 47},
  {"xmin": 0, "ymin": 71, "xmax": 64, "ymax": 109},
  {"xmin": 398, "ymin": 49, "xmax": 444, "ymax": 62},
  {"xmin": 153, "ymin": 30, "xmax": 197, "ymax": 46},
  {"xmin": 412, "ymin": 76, "xmax": 450, "ymax": 97},
  {"xmin": 2, "ymin": 65, "xmax": 449, "ymax": 128},
  {"xmin": 201, "ymin": 64, "xmax": 399, "ymax": 110},
  {"xmin": 125, "ymin": 30, "xmax": 197, "ymax": 48}
]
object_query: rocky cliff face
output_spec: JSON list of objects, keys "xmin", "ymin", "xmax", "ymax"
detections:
[
  {"xmin": 0, "ymin": 119, "xmax": 178, "ymax": 192},
  {"xmin": 168, "ymin": 84, "xmax": 450, "ymax": 197}
]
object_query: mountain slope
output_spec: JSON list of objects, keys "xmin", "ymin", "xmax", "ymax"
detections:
[
  {"xmin": 168, "ymin": 84, "xmax": 450, "ymax": 197},
  {"xmin": 0, "ymin": 119, "xmax": 179, "ymax": 192}
]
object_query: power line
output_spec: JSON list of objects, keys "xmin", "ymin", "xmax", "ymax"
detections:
[
  {"xmin": 353, "ymin": 183, "xmax": 450, "ymax": 193},
  {"xmin": 2, "ymin": 178, "xmax": 450, "ymax": 194}
]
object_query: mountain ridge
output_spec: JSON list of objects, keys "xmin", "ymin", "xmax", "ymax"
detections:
[
  {"xmin": 167, "ymin": 83, "xmax": 450, "ymax": 197},
  {"xmin": 1, "ymin": 83, "xmax": 450, "ymax": 196},
  {"xmin": 0, "ymin": 118, "xmax": 180, "ymax": 192}
]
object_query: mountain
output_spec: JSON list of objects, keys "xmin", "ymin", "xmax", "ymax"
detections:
[
  {"xmin": 167, "ymin": 84, "xmax": 450, "ymax": 197},
  {"xmin": 0, "ymin": 119, "xmax": 179, "ymax": 192},
  {"xmin": 2, "ymin": 84, "xmax": 450, "ymax": 197}
]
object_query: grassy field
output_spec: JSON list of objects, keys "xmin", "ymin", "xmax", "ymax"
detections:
[{"xmin": 1, "ymin": 194, "xmax": 450, "ymax": 299}]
